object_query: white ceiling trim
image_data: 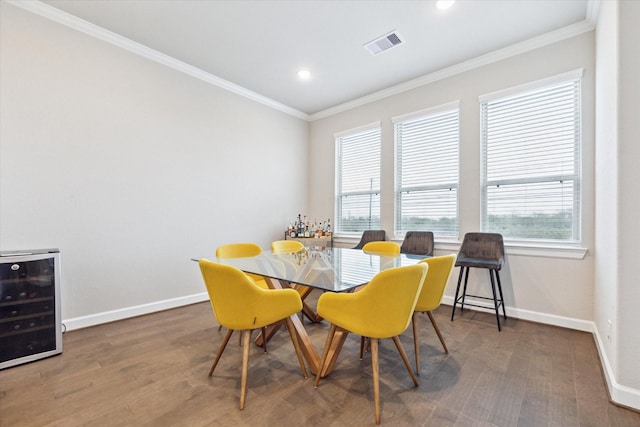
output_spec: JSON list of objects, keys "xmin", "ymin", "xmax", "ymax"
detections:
[
  {"xmin": 8, "ymin": 0, "xmax": 310, "ymax": 121},
  {"xmin": 309, "ymin": 19, "xmax": 595, "ymax": 121},
  {"xmin": 586, "ymin": 0, "xmax": 601, "ymax": 26},
  {"xmin": 10, "ymin": 1, "xmax": 594, "ymax": 123}
]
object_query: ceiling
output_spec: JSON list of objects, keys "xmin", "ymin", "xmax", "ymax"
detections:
[{"xmin": 39, "ymin": 0, "xmax": 592, "ymax": 118}]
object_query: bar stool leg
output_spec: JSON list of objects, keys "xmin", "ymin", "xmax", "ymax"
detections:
[
  {"xmin": 461, "ymin": 267, "xmax": 471, "ymax": 313},
  {"xmin": 451, "ymin": 267, "xmax": 464, "ymax": 321},
  {"xmin": 489, "ymin": 270, "xmax": 502, "ymax": 331},
  {"xmin": 495, "ymin": 270, "xmax": 507, "ymax": 319}
]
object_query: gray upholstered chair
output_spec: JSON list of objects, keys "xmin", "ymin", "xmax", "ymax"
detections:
[
  {"xmin": 400, "ymin": 231, "xmax": 434, "ymax": 256},
  {"xmin": 352, "ymin": 230, "xmax": 386, "ymax": 249},
  {"xmin": 451, "ymin": 232, "xmax": 506, "ymax": 331}
]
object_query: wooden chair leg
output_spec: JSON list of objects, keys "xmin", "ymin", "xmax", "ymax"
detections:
[
  {"xmin": 261, "ymin": 327, "xmax": 267, "ymax": 353},
  {"xmin": 427, "ymin": 311, "xmax": 449, "ymax": 354},
  {"xmin": 392, "ymin": 336, "xmax": 419, "ymax": 387},
  {"xmin": 239, "ymin": 329, "xmax": 251, "ymax": 410},
  {"xmin": 371, "ymin": 338, "xmax": 380, "ymax": 425},
  {"xmin": 209, "ymin": 328, "xmax": 234, "ymax": 376},
  {"xmin": 360, "ymin": 336, "xmax": 366, "ymax": 360},
  {"xmin": 314, "ymin": 324, "xmax": 337, "ymax": 388},
  {"xmin": 412, "ymin": 313, "xmax": 420, "ymax": 375},
  {"xmin": 284, "ymin": 317, "xmax": 308, "ymax": 378}
]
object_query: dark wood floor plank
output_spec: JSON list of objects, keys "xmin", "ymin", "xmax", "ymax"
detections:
[{"xmin": 1, "ymin": 299, "xmax": 639, "ymax": 426}]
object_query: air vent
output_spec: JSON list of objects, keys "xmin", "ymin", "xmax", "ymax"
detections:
[{"xmin": 364, "ymin": 31, "xmax": 404, "ymax": 56}]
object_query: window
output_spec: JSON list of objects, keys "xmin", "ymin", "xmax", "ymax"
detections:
[
  {"xmin": 394, "ymin": 103, "xmax": 459, "ymax": 238},
  {"xmin": 335, "ymin": 124, "xmax": 381, "ymax": 234},
  {"xmin": 480, "ymin": 70, "xmax": 582, "ymax": 242}
]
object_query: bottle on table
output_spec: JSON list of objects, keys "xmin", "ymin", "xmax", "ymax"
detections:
[{"xmin": 297, "ymin": 214, "xmax": 304, "ymax": 237}]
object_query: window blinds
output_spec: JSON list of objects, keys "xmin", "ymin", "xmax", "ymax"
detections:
[
  {"xmin": 394, "ymin": 107, "xmax": 459, "ymax": 237},
  {"xmin": 480, "ymin": 76, "xmax": 581, "ymax": 242},
  {"xmin": 336, "ymin": 126, "xmax": 381, "ymax": 233}
]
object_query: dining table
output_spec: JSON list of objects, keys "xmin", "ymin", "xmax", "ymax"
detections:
[{"xmin": 194, "ymin": 246, "xmax": 424, "ymax": 377}]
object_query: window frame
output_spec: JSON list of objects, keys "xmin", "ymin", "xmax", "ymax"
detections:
[
  {"xmin": 393, "ymin": 101, "xmax": 460, "ymax": 239},
  {"xmin": 334, "ymin": 122, "xmax": 382, "ymax": 235},
  {"xmin": 479, "ymin": 69, "xmax": 583, "ymax": 244}
]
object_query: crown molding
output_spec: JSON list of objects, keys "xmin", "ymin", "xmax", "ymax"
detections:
[
  {"xmin": 309, "ymin": 19, "xmax": 595, "ymax": 121},
  {"xmin": 10, "ymin": 0, "xmax": 595, "ymax": 124},
  {"xmin": 7, "ymin": 0, "xmax": 311, "ymax": 121},
  {"xmin": 586, "ymin": 0, "xmax": 601, "ymax": 27}
]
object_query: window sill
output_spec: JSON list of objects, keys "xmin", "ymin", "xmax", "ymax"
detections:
[
  {"xmin": 334, "ymin": 235, "xmax": 589, "ymax": 260},
  {"xmin": 435, "ymin": 240, "xmax": 588, "ymax": 260}
]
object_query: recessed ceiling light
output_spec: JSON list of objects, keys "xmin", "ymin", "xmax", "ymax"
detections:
[
  {"xmin": 297, "ymin": 69, "xmax": 311, "ymax": 81},
  {"xmin": 436, "ymin": 0, "xmax": 455, "ymax": 10}
]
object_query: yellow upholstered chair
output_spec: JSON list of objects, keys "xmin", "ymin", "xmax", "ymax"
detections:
[
  {"xmin": 215, "ymin": 242, "xmax": 262, "ymax": 259},
  {"xmin": 362, "ymin": 241, "xmax": 401, "ymax": 256},
  {"xmin": 412, "ymin": 254, "xmax": 457, "ymax": 375},
  {"xmin": 215, "ymin": 243, "xmax": 269, "ymax": 346},
  {"xmin": 314, "ymin": 263, "xmax": 428, "ymax": 425},
  {"xmin": 271, "ymin": 239, "xmax": 304, "ymax": 254},
  {"xmin": 215, "ymin": 243, "xmax": 267, "ymax": 288},
  {"xmin": 359, "ymin": 240, "xmax": 402, "ymax": 356},
  {"xmin": 199, "ymin": 259, "xmax": 307, "ymax": 410}
]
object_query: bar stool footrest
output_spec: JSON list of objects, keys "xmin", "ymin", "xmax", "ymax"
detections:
[{"xmin": 453, "ymin": 294, "xmax": 506, "ymax": 317}]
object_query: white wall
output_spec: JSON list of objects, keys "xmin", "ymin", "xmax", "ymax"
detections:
[
  {"xmin": 594, "ymin": 0, "xmax": 620, "ymax": 403},
  {"xmin": 616, "ymin": 0, "xmax": 640, "ymax": 395},
  {"xmin": 594, "ymin": 0, "xmax": 640, "ymax": 408},
  {"xmin": 309, "ymin": 32, "xmax": 596, "ymax": 326},
  {"xmin": 0, "ymin": 3, "xmax": 308, "ymax": 325}
]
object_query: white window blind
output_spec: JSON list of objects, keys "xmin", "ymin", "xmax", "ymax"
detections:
[
  {"xmin": 480, "ymin": 73, "xmax": 581, "ymax": 242},
  {"xmin": 394, "ymin": 106, "xmax": 459, "ymax": 237},
  {"xmin": 335, "ymin": 125, "xmax": 381, "ymax": 233}
]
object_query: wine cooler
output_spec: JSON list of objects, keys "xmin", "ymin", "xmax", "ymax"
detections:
[{"xmin": 0, "ymin": 249, "xmax": 62, "ymax": 369}]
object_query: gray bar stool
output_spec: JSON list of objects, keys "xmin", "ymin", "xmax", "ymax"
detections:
[
  {"xmin": 451, "ymin": 232, "xmax": 507, "ymax": 331},
  {"xmin": 400, "ymin": 231, "xmax": 434, "ymax": 256},
  {"xmin": 353, "ymin": 230, "xmax": 386, "ymax": 249}
]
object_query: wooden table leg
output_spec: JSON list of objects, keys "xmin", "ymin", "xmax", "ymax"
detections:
[
  {"xmin": 294, "ymin": 285, "xmax": 323, "ymax": 323},
  {"xmin": 319, "ymin": 329, "xmax": 349, "ymax": 377},
  {"xmin": 259, "ymin": 277, "xmax": 322, "ymax": 375}
]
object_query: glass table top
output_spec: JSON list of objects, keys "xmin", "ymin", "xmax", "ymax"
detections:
[{"xmin": 196, "ymin": 247, "xmax": 428, "ymax": 293}]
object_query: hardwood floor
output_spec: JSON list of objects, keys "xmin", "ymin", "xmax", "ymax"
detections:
[{"xmin": 1, "ymin": 294, "xmax": 639, "ymax": 426}]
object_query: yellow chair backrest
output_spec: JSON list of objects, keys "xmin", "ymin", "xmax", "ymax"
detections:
[
  {"xmin": 215, "ymin": 243, "xmax": 262, "ymax": 258},
  {"xmin": 271, "ymin": 240, "xmax": 304, "ymax": 254},
  {"xmin": 415, "ymin": 254, "xmax": 457, "ymax": 312},
  {"xmin": 215, "ymin": 242, "xmax": 266, "ymax": 286},
  {"xmin": 317, "ymin": 263, "xmax": 427, "ymax": 339},
  {"xmin": 199, "ymin": 259, "xmax": 302, "ymax": 330},
  {"xmin": 362, "ymin": 241, "xmax": 400, "ymax": 256}
]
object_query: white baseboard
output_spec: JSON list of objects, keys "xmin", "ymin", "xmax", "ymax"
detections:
[
  {"xmin": 592, "ymin": 325, "xmax": 640, "ymax": 411},
  {"xmin": 444, "ymin": 296, "xmax": 640, "ymax": 411},
  {"xmin": 442, "ymin": 295, "xmax": 594, "ymax": 331},
  {"xmin": 62, "ymin": 292, "xmax": 210, "ymax": 331}
]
